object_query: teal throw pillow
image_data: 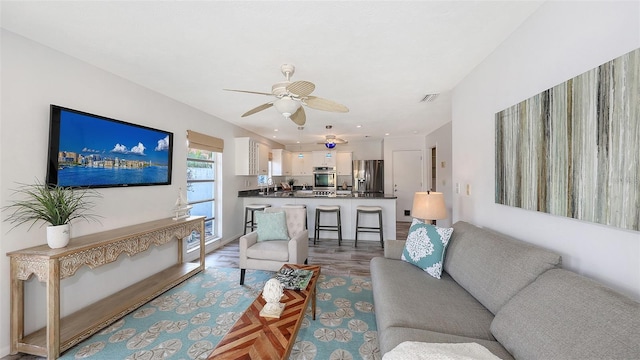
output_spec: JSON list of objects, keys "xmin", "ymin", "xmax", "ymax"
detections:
[
  {"xmin": 401, "ymin": 221, "xmax": 453, "ymax": 279},
  {"xmin": 255, "ymin": 211, "xmax": 289, "ymax": 241}
]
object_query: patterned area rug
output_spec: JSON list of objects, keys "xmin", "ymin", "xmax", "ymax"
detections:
[{"xmin": 59, "ymin": 267, "xmax": 379, "ymax": 360}]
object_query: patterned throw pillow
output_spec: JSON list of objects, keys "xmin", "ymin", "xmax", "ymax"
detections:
[
  {"xmin": 401, "ymin": 219, "xmax": 454, "ymax": 279},
  {"xmin": 255, "ymin": 211, "xmax": 289, "ymax": 241}
]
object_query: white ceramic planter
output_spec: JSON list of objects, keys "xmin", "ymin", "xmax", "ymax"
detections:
[{"xmin": 47, "ymin": 224, "xmax": 70, "ymax": 249}]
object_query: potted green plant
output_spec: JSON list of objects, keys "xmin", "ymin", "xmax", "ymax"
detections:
[{"xmin": 2, "ymin": 180, "xmax": 101, "ymax": 248}]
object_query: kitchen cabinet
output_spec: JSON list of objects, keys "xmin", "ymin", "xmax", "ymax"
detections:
[
  {"xmin": 257, "ymin": 142, "xmax": 269, "ymax": 175},
  {"xmin": 312, "ymin": 150, "xmax": 337, "ymax": 167},
  {"xmin": 337, "ymin": 152, "xmax": 353, "ymax": 175},
  {"xmin": 272, "ymin": 149, "xmax": 292, "ymax": 176},
  {"xmin": 235, "ymin": 137, "xmax": 270, "ymax": 175},
  {"xmin": 292, "ymin": 151, "xmax": 313, "ymax": 176}
]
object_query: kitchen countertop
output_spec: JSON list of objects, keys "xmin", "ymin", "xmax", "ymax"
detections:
[{"xmin": 238, "ymin": 190, "xmax": 396, "ymax": 199}]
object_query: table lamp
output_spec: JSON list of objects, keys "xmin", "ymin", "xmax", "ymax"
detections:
[{"xmin": 411, "ymin": 191, "xmax": 447, "ymax": 223}]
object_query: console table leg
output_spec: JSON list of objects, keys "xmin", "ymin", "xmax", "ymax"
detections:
[
  {"xmin": 9, "ymin": 258, "xmax": 23, "ymax": 355},
  {"xmin": 47, "ymin": 259, "xmax": 60, "ymax": 359}
]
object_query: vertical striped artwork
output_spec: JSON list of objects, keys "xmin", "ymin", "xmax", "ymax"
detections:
[{"xmin": 495, "ymin": 48, "xmax": 639, "ymax": 231}]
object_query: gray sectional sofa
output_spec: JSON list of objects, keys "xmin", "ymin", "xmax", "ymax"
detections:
[{"xmin": 371, "ymin": 221, "xmax": 639, "ymax": 359}]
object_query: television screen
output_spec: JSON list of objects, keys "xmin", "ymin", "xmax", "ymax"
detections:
[{"xmin": 46, "ymin": 105, "xmax": 173, "ymax": 188}]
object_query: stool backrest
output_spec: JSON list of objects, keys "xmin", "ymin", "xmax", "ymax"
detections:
[{"xmin": 265, "ymin": 207, "xmax": 306, "ymax": 238}]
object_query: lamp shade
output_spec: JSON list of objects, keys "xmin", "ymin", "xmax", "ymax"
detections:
[
  {"xmin": 273, "ymin": 96, "xmax": 301, "ymax": 117},
  {"xmin": 411, "ymin": 192, "xmax": 447, "ymax": 220}
]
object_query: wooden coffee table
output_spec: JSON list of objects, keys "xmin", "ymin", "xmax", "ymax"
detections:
[{"xmin": 208, "ymin": 264, "xmax": 321, "ymax": 359}]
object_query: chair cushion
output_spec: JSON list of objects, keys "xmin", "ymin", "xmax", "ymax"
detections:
[
  {"xmin": 255, "ymin": 211, "xmax": 289, "ymax": 241},
  {"xmin": 401, "ymin": 219, "xmax": 453, "ymax": 279},
  {"xmin": 246, "ymin": 240, "xmax": 290, "ymax": 262}
]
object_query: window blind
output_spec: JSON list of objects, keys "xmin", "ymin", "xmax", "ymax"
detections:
[{"xmin": 187, "ymin": 130, "xmax": 224, "ymax": 153}]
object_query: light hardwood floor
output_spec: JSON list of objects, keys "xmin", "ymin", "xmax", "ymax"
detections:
[
  {"xmin": 1, "ymin": 222, "xmax": 411, "ymax": 360},
  {"xmin": 205, "ymin": 221, "xmax": 411, "ymax": 277}
]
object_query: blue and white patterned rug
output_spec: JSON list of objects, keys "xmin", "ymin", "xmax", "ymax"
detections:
[{"xmin": 59, "ymin": 267, "xmax": 380, "ymax": 359}]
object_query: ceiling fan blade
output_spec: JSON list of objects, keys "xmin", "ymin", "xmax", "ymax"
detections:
[
  {"xmin": 241, "ymin": 102, "xmax": 273, "ymax": 117},
  {"xmin": 289, "ymin": 106, "xmax": 306, "ymax": 126},
  {"xmin": 224, "ymin": 88, "xmax": 274, "ymax": 96},
  {"xmin": 287, "ymin": 81, "xmax": 315, "ymax": 97},
  {"xmin": 318, "ymin": 134, "xmax": 347, "ymax": 144},
  {"xmin": 304, "ymin": 96, "xmax": 349, "ymax": 112}
]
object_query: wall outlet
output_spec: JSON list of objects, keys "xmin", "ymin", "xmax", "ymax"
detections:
[
  {"xmin": 404, "ymin": 210, "xmax": 411, "ymax": 216},
  {"xmin": 466, "ymin": 184, "xmax": 471, "ymax": 196},
  {"xmin": 455, "ymin": 183, "xmax": 460, "ymax": 194}
]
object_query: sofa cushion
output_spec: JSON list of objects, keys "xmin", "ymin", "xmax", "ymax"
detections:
[
  {"xmin": 491, "ymin": 269, "xmax": 640, "ymax": 360},
  {"xmin": 371, "ymin": 257, "xmax": 496, "ymax": 341},
  {"xmin": 255, "ymin": 211, "xmax": 289, "ymax": 241},
  {"xmin": 444, "ymin": 221, "xmax": 561, "ymax": 314},
  {"xmin": 401, "ymin": 221, "xmax": 453, "ymax": 279},
  {"xmin": 379, "ymin": 327, "xmax": 514, "ymax": 360}
]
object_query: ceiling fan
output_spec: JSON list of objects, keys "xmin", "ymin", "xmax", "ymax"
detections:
[
  {"xmin": 224, "ymin": 64, "xmax": 349, "ymax": 126},
  {"xmin": 317, "ymin": 125, "xmax": 348, "ymax": 149}
]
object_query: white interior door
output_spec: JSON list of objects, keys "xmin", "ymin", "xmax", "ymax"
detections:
[{"xmin": 393, "ymin": 150, "xmax": 423, "ymax": 221}]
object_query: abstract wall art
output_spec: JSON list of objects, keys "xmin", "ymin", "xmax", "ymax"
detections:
[{"xmin": 495, "ymin": 48, "xmax": 639, "ymax": 231}]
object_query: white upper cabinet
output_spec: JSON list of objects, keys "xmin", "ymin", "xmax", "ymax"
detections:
[
  {"xmin": 292, "ymin": 151, "xmax": 313, "ymax": 176},
  {"xmin": 272, "ymin": 149, "xmax": 292, "ymax": 176},
  {"xmin": 312, "ymin": 150, "xmax": 337, "ymax": 167},
  {"xmin": 235, "ymin": 137, "xmax": 270, "ymax": 175},
  {"xmin": 257, "ymin": 142, "xmax": 270, "ymax": 175},
  {"xmin": 336, "ymin": 152, "xmax": 353, "ymax": 175}
]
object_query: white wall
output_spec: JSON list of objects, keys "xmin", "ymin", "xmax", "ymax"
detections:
[
  {"xmin": 0, "ymin": 30, "xmax": 278, "ymax": 356},
  {"xmin": 452, "ymin": 1, "xmax": 640, "ymax": 300},
  {"xmin": 426, "ymin": 122, "xmax": 453, "ymax": 227}
]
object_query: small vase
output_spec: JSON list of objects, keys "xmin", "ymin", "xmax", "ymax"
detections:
[{"xmin": 47, "ymin": 224, "xmax": 70, "ymax": 249}]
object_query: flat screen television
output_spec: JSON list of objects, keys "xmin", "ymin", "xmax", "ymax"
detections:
[{"xmin": 46, "ymin": 105, "xmax": 173, "ymax": 188}]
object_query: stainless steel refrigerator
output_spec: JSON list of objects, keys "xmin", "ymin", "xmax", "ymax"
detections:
[{"xmin": 352, "ymin": 160, "xmax": 384, "ymax": 193}]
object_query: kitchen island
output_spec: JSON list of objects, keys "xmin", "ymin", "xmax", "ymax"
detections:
[{"xmin": 239, "ymin": 191, "xmax": 397, "ymax": 243}]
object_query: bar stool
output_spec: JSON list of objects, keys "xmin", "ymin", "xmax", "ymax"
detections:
[
  {"xmin": 283, "ymin": 204, "xmax": 308, "ymax": 229},
  {"xmin": 243, "ymin": 204, "xmax": 271, "ymax": 234},
  {"xmin": 314, "ymin": 205, "xmax": 342, "ymax": 246},
  {"xmin": 355, "ymin": 205, "xmax": 384, "ymax": 248}
]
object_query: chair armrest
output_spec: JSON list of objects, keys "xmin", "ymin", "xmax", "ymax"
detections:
[
  {"xmin": 288, "ymin": 229, "xmax": 309, "ymax": 264},
  {"xmin": 239, "ymin": 231, "xmax": 258, "ymax": 268},
  {"xmin": 384, "ymin": 240, "xmax": 405, "ymax": 260}
]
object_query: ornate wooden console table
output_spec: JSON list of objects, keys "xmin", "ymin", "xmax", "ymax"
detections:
[{"xmin": 7, "ymin": 216, "xmax": 205, "ymax": 359}]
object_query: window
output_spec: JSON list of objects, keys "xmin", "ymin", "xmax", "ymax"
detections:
[{"xmin": 186, "ymin": 148, "xmax": 220, "ymax": 251}]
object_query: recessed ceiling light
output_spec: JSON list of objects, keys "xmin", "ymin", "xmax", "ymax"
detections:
[
  {"xmin": 385, "ymin": 133, "xmax": 390, "ymax": 136},
  {"xmin": 413, "ymin": 130, "xmax": 418, "ymax": 134},
  {"xmin": 274, "ymin": 129, "xmax": 279, "ymax": 132},
  {"xmin": 356, "ymin": 125, "xmax": 362, "ymax": 128},
  {"xmin": 272, "ymin": 135, "xmax": 276, "ymax": 138}
]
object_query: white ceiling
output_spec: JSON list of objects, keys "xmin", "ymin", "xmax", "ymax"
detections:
[{"xmin": 1, "ymin": 1, "xmax": 542, "ymax": 146}]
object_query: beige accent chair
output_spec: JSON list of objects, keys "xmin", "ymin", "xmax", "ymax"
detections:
[{"xmin": 239, "ymin": 207, "xmax": 309, "ymax": 284}]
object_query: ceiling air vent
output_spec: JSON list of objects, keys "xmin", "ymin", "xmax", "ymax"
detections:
[{"xmin": 420, "ymin": 93, "xmax": 439, "ymax": 102}]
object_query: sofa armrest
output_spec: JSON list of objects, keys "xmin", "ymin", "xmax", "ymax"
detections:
[
  {"xmin": 288, "ymin": 229, "xmax": 309, "ymax": 264},
  {"xmin": 384, "ymin": 240, "xmax": 405, "ymax": 260},
  {"xmin": 239, "ymin": 231, "xmax": 258, "ymax": 268}
]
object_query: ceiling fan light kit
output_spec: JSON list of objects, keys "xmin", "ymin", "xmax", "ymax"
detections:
[
  {"xmin": 273, "ymin": 97, "xmax": 300, "ymax": 118},
  {"xmin": 319, "ymin": 125, "xmax": 347, "ymax": 148},
  {"xmin": 225, "ymin": 64, "xmax": 349, "ymax": 127}
]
